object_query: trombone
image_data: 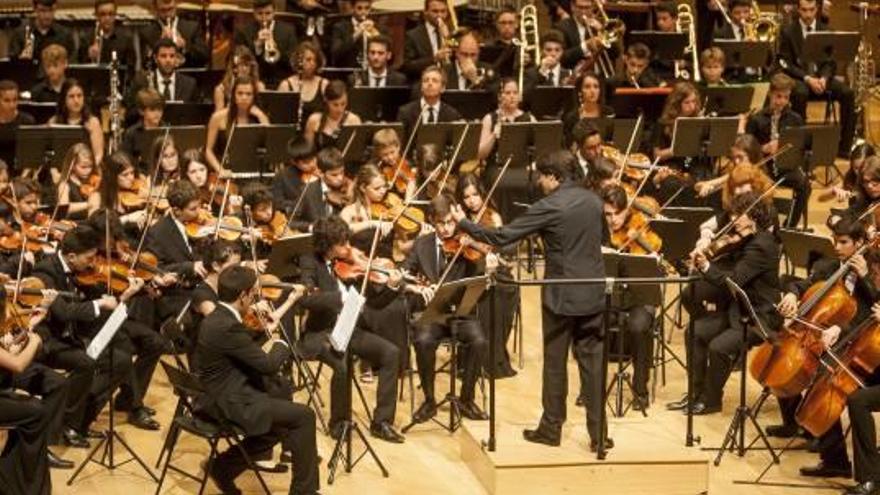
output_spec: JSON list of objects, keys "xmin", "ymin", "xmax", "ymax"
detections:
[
  {"xmin": 676, "ymin": 4, "xmax": 700, "ymax": 82},
  {"xmin": 516, "ymin": 4, "xmax": 540, "ymax": 91},
  {"xmin": 582, "ymin": 1, "xmax": 624, "ymax": 79}
]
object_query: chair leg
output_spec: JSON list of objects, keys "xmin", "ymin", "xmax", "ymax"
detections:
[
  {"xmin": 154, "ymin": 422, "xmax": 182, "ymax": 495},
  {"xmin": 155, "ymin": 399, "xmax": 185, "ymax": 468},
  {"xmin": 197, "ymin": 439, "xmax": 219, "ymax": 495},
  {"xmin": 229, "ymin": 436, "xmax": 272, "ymax": 495}
]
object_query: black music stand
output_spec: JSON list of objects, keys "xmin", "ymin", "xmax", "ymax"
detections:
[
  {"xmin": 415, "ymin": 122, "xmax": 481, "ymax": 165},
  {"xmin": 628, "ymin": 31, "xmax": 688, "ymax": 62},
  {"xmin": 402, "ymin": 275, "xmax": 488, "ymax": 434},
  {"xmin": 139, "ymin": 126, "xmax": 206, "ymax": 166},
  {"xmin": 67, "ymin": 64, "xmax": 112, "ymax": 109},
  {"xmin": 648, "ymin": 219, "xmax": 691, "ymax": 378},
  {"xmin": 671, "ymin": 116, "xmax": 740, "ymax": 160},
  {"xmin": 803, "ymin": 32, "xmax": 860, "ymax": 76},
  {"xmin": 703, "ymin": 85, "xmax": 755, "ymax": 116},
  {"xmin": 321, "ymin": 67, "xmax": 357, "ymax": 82},
  {"xmin": 17, "ymin": 102, "xmax": 56, "ymax": 124},
  {"xmin": 441, "ymin": 90, "xmax": 497, "ymax": 121},
  {"xmin": 579, "ymin": 117, "xmax": 642, "ymax": 151},
  {"xmin": 610, "ymin": 89, "xmax": 669, "ymax": 120},
  {"xmin": 15, "ymin": 125, "xmax": 88, "ymax": 171},
  {"xmin": 529, "ymin": 86, "xmax": 577, "ymax": 120},
  {"xmin": 715, "ymin": 40, "xmax": 773, "ymax": 71},
  {"xmin": 603, "ymin": 253, "xmax": 664, "ymax": 418},
  {"xmin": 348, "ymin": 87, "xmax": 412, "ymax": 123},
  {"xmin": 0, "ymin": 59, "xmax": 39, "ymax": 92},
  {"xmin": 777, "ymin": 124, "xmax": 841, "ymax": 186},
  {"xmin": 778, "ymin": 228, "xmax": 836, "ymax": 275},
  {"xmin": 497, "ymin": 121, "xmax": 564, "ymax": 168},
  {"xmin": 227, "ymin": 124, "xmax": 298, "ymax": 178},
  {"xmin": 162, "ymin": 102, "xmax": 214, "ymax": 126},
  {"xmin": 258, "ymin": 91, "xmax": 301, "ymax": 125},
  {"xmin": 336, "ymin": 123, "xmax": 404, "ymax": 168},
  {"xmin": 266, "ymin": 233, "xmax": 313, "ymax": 280},
  {"xmin": 176, "ymin": 68, "xmax": 225, "ymax": 102}
]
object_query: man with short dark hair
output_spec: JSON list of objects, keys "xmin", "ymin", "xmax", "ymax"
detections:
[
  {"xmin": 349, "ymin": 35, "xmax": 407, "ymax": 87},
  {"xmin": 330, "ymin": 0, "xmax": 383, "ymax": 69},
  {"xmin": 78, "ymin": 0, "xmax": 137, "ymax": 68},
  {"xmin": 234, "ymin": 0, "xmax": 298, "ymax": 87},
  {"xmin": 9, "ymin": 0, "xmax": 75, "ymax": 62},
  {"xmin": 194, "ymin": 265, "xmax": 319, "ymax": 495},
  {"xmin": 139, "ymin": 0, "xmax": 209, "ymax": 68},
  {"xmin": 451, "ymin": 150, "xmax": 611, "ymax": 452},
  {"xmin": 402, "ymin": 0, "xmax": 453, "ymax": 79}
]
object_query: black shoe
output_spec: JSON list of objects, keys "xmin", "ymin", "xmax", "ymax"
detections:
[
  {"xmin": 766, "ymin": 423, "xmax": 801, "ymax": 438},
  {"xmin": 589, "ymin": 437, "xmax": 615, "ymax": 453},
  {"xmin": 807, "ymin": 437, "xmax": 820, "ymax": 453},
  {"xmin": 688, "ymin": 401, "xmax": 722, "ymax": 415},
  {"xmin": 459, "ymin": 400, "xmax": 489, "ymax": 421},
  {"xmin": 666, "ymin": 394, "xmax": 690, "ymax": 411},
  {"xmin": 522, "ymin": 427, "xmax": 561, "ymax": 447},
  {"xmin": 412, "ymin": 400, "xmax": 438, "ymax": 424},
  {"xmin": 116, "ymin": 401, "xmax": 156, "ymax": 415},
  {"xmin": 799, "ymin": 461, "xmax": 852, "ymax": 478},
  {"xmin": 209, "ymin": 460, "xmax": 242, "ymax": 494},
  {"xmin": 128, "ymin": 408, "xmax": 160, "ymax": 430},
  {"xmin": 632, "ymin": 394, "xmax": 650, "ymax": 411},
  {"xmin": 846, "ymin": 481, "xmax": 880, "ymax": 495},
  {"xmin": 47, "ymin": 449, "xmax": 74, "ymax": 469},
  {"xmin": 370, "ymin": 422, "xmax": 405, "ymax": 443},
  {"xmin": 62, "ymin": 428, "xmax": 89, "ymax": 448}
]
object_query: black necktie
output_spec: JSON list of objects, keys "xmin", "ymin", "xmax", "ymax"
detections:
[
  {"xmin": 549, "ymin": 71, "xmax": 556, "ymax": 87},
  {"xmin": 428, "ymin": 106, "xmax": 436, "ymax": 124},
  {"xmin": 433, "ymin": 26, "xmax": 442, "ymax": 53},
  {"xmin": 162, "ymin": 79, "xmax": 172, "ymax": 100},
  {"xmin": 373, "ymin": 76, "xmax": 382, "ymax": 87}
]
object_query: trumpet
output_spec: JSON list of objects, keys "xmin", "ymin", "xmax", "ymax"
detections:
[
  {"xmin": 675, "ymin": 4, "xmax": 700, "ymax": 82},
  {"xmin": 744, "ymin": 0, "xmax": 778, "ymax": 42},
  {"xmin": 357, "ymin": 15, "xmax": 380, "ymax": 75},
  {"xmin": 21, "ymin": 23, "xmax": 35, "ymax": 60},
  {"xmin": 257, "ymin": 21, "xmax": 281, "ymax": 64},
  {"xmin": 94, "ymin": 20, "xmax": 104, "ymax": 64},
  {"xmin": 515, "ymin": 4, "xmax": 540, "ymax": 92},
  {"xmin": 162, "ymin": 17, "xmax": 186, "ymax": 66}
]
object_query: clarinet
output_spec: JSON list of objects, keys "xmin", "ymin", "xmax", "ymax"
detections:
[{"xmin": 108, "ymin": 51, "xmax": 122, "ymax": 154}]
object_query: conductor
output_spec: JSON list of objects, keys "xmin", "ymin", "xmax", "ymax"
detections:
[{"xmin": 451, "ymin": 150, "xmax": 611, "ymax": 451}]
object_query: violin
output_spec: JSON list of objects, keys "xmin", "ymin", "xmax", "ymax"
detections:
[
  {"xmin": 5, "ymin": 277, "xmax": 77, "ymax": 307},
  {"xmin": 257, "ymin": 273, "xmax": 300, "ymax": 301},
  {"xmin": 383, "ymin": 159, "xmax": 416, "ymax": 195},
  {"xmin": 256, "ymin": 211, "xmax": 292, "ymax": 245},
  {"xmin": 369, "ymin": 192, "xmax": 425, "ymax": 236},
  {"xmin": 332, "ymin": 246, "xmax": 416, "ymax": 286},
  {"xmin": 185, "ymin": 210, "xmax": 250, "ymax": 241},
  {"xmin": 609, "ymin": 210, "xmax": 663, "ymax": 255},
  {"xmin": 703, "ymin": 231, "xmax": 751, "ymax": 261},
  {"xmin": 119, "ymin": 177, "xmax": 169, "ymax": 212},
  {"xmin": 205, "ymin": 172, "xmax": 240, "ymax": 214},
  {"xmin": 75, "ymin": 255, "xmax": 135, "ymax": 295},
  {"xmin": 441, "ymin": 234, "xmax": 492, "ymax": 262},
  {"xmin": 78, "ymin": 172, "xmax": 101, "ymax": 198}
]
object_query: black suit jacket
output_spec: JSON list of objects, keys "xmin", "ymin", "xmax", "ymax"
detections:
[
  {"xmin": 402, "ymin": 24, "xmax": 437, "ymax": 80},
  {"xmin": 787, "ymin": 256, "xmax": 878, "ymax": 332},
  {"xmin": 233, "ymin": 20, "xmax": 297, "ymax": 86},
  {"xmin": 557, "ymin": 17, "xmax": 587, "ymax": 69},
  {"xmin": 139, "ymin": 17, "xmax": 209, "ymax": 68},
  {"xmin": 396, "ymin": 100, "xmax": 463, "ymax": 139},
  {"xmin": 745, "ymin": 107, "xmax": 805, "ymax": 144},
  {"xmin": 459, "ymin": 182, "xmax": 607, "ymax": 316},
  {"xmin": 194, "ymin": 304, "xmax": 291, "ymax": 435},
  {"xmin": 126, "ymin": 70, "xmax": 198, "ymax": 106},
  {"xmin": 33, "ymin": 253, "xmax": 101, "ymax": 344},
  {"xmin": 328, "ymin": 19, "xmax": 377, "ymax": 68},
  {"xmin": 350, "ymin": 69, "xmax": 408, "ymax": 88},
  {"xmin": 272, "ymin": 166, "xmax": 309, "ymax": 216},
  {"xmin": 776, "ymin": 20, "xmax": 835, "ymax": 81},
  {"xmin": 703, "ymin": 230, "xmax": 783, "ymax": 332},
  {"xmin": 146, "ymin": 214, "xmax": 196, "ymax": 276},
  {"xmin": 9, "ymin": 22, "xmax": 75, "ymax": 62},
  {"xmin": 294, "ymin": 182, "xmax": 340, "ymax": 228},
  {"xmin": 77, "ymin": 26, "xmax": 138, "ymax": 69}
]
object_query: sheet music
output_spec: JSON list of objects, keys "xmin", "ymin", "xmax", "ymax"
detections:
[
  {"xmin": 329, "ymin": 286, "xmax": 365, "ymax": 353},
  {"xmin": 86, "ymin": 303, "xmax": 128, "ymax": 360}
]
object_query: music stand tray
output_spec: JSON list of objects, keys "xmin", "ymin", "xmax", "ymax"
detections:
[
  {"xmin": 348, "ymin": 87, "xmax": 411, "ymax": 123},
  {"xmin": 321, "ymin": 67, "xmax": 357, "ymax": 82},
  {"xmin": 416, "ymin": 275, "xmax": 488, "ymax": 327},
  {"xmin": 663, "ymin": 206, "xmax": 716, "ymax": 227},
  {"xmin": 336, "ymin": 123, "xmax": 404, "ymax": 165},
  {"xmin": 259, "ymin": 91, "xmax": 301, "ymax": 125},
  {"xmin": 777, "ymin": 124, "xmax": 841, "ymax": 173},
  {"xmin": 529, "ymin": 86, "xmax": 577, "ymax": 121},
  {"xmin": 15, "ymin": 125, "xmax": 88, "ymax": 170},
  {"xmin": 226, "ymin": 124, "xmax": 296, "ymax": 176},
  {"xmin": 267, "ymin": 233, "xmax": 314, "ymax": 279},
  {"xmin": 177, "ymin": 68, "xmax": 225, "ymax": 102},
  {"xmin": 17, "ymin": 102, "xmax": 57, "ymax": 124},
  {"xmin": 497, "ymin": 121, "xmax": 564, "ymax": 168},
  {"xmin": 603, "ymin": 253, "xmax": 664, "ymax": 308},
  {"xmin": 778, "ymin": 228, "xmax": 836, "ymax": 274},
  {"xmin": 162, "ymin": 102, "xmax": 214, "ymax": 126},
  {"xmin": 803, "ymin": 32, "xmax": 860, "ymax": 75},
  {"xmin": 140, "ymin": 126, "xmax": 207, "ymax": 165},
  {"xmin": 441, "ymin": 90, "xmax": 497, "ymax": 121},
  {"xmin": 649, "ymin": 218, "xmax": 693, "ymax": 263},
  {"xmin": 415, "ymin": 122, "xmax": 481, "ymax": 164},
  {"xmin": 610, "ymin": 88, "xmax": 671, "ymax": 120},
  {"xmin": 67, "ymin": 64, "xmax": 111, "ymax": 108},
  {"xmin": 628, "ymin": 31, "xmax": 687, "ymax": 60},
  {"xmin": 579, "ymin": 117, "xmax": 642, "ymax": 151},
  {"xmin": 671, "ymin": 116, "xmax": 740, "ymax": 158},
  {"xmin": 714, "ymin": 40, "xmax": 773, "ymax": 69},
  {"xmin": 703, "ymin": 86, "xmax": 755, "ymax": 116}
]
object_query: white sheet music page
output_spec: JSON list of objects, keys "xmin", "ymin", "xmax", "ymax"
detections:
[
  {"xmin": 329, "ymin": 286, "xmax": 365, "ymax": 353},
  {"xmin": 86, "ymin": 303, "xmax": 128, "ymax": 360}
]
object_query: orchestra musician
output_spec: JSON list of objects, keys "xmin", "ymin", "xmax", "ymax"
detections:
[
  {"xmin": 276, "ymin": 41, "xmax": 329, "ymax": 123},
  {"xmin": 650, "ymin": 81, "xmax": 704, "ymax": 205},
  {"xmin": 48, "ymin": 79, "xmax": 105, "ymax": 167},
  {"xmin": 650, "ymin": 1, "xmax": 679, "ymax": 81},
  {"xmin": 213, "ymin": 46, "xmax": 267, "ymax": 112},
  {"xmin": 698, "ymin": 48, "xmax": 728, "ymax": 87},
  {"xmin": 349, "ymin": 35, "xmax": 408, "ymax": 88},
  {"xmin": 78, "ymin": 0, "xmax": 137, "ymax": 69},
  {"xmin": 120, "ymin": 88, "xmax": 166, "ymax": 170},
  {"xmin": 29, "ymin": 44, "xmax": 68, "ymax": 104},
  {"xmin": 330, "ymin": 0, "xmax": 383, "ymax": 69},
  {"xmin": 9, "ymin": 0, "xmax": 75, "ymax": 63},
  {"xmin": 397, "ymin": 65, "xmax": 464, "ymax": 139},
  {"xmin": 522, "ymin": 30, "xmax": 572, "ymax": 96},
  {"xmin": 402, "ymin": 0, "xmax": 453, "ymax": 80},
  {"xmin": 556, "ymin": 0, "xmax": 619, "ymax": 71},
  {"xmin": 273, "ymin": 137, "xmax": 320, "ymax": 216},
  {"xmin": 55, "ymin": 143, "xmax": 97, "ymax": 221},
  {"xmin": 0, "ymin": 81, "xmax": 36, "ymax": 172},
  {"xmin": 484, "ymin": 6, "xmax": 520, "ymax": 79},
  {"xmin": 302, "ymin": 80, "xmax": 362, "ymax": 150},
  {"xmin": 126, "ymin": 38, "xmax": 197, "ymax": 111},
  {"xmin": 139, "ymin": 0, "xmax": 209, "ymax": 69},
  {"xmin": 233, "ymin": 0, "xmax": 298, "ymax": 88},
  {"xmin": 444, "ymin": 30, "xmax": 498, "ymax": 91},
  {"xmin": 606, "ymin": 43, "xmax": 662, "ymax": 92},
  {"xmin": 205, "ymin": 75, "xmax": 270, "ymax": 175},
  {"xmin": 193, "ymin": 265, "xmax": 319, "ymax": 495},
  {"xmin": 561, "ymin": 69, "xmax": 615, "ymax": 144},
  {"xmin": 452, "ymin": 150, "xmax": 610, "ymax": 451}
]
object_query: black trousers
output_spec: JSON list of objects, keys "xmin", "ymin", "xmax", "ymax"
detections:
[
  {"xmin": 0, "ymin": 390, "xmax": 52, "ymax": 495},
  {"xmin": 300, "ymin": 328, "xmax": 399, "ymax": 427},
  {"xmin": 790, "ymin": 77, "xmax": 855, "ymax": 154},
  {"xmin": 360, "ymin": 298, "xmax": 410, "ymax": 372},
  {"xmin": 778, "ymin": 394, "xmax": 850, "ymax": 467},
  {"xmin": 12, "ymin": 363, "xmax": 68, "ymax": 446},
  {"xmin": 540, "ymin": 310, "xmax": 604, "ymax": 442},
  {"xmin": 478, "ymin": 283, "xmax": 519, "ymax": 377},
  {"xmin": 621, "ymin": 306, "xmax": 654, "ymax": 397},
  {"xmin": 413, "ymin": 316, "xmax": 486, "ymax": 403},
  {"xmin": 848, "ymin": 385, "xmax": 880, "ymax": 482},
  {"xmin": 691, "ymin": 313, "xmax": 763, "ymax": 407},
  {"xmin": 216, "ymin": 398, "xmax": 319, "ymax": 495},
  {"xmin": 114, "ymin": 320, "xmax": 168, "ymax": 411},
  {"xmin": 772, "ymin": 165, "xmax": 812, "ymax": 229},
  {"xmin": 37, "ymin": 338, "xmax": 96, "ymax": 432}
]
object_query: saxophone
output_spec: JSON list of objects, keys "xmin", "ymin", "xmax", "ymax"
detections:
[{"xmin": 21, "ymin": 22, "xmax": 35, "ymax": 59}]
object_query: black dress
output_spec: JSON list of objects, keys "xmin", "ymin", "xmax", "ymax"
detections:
[
  {"xmin": 0, "ymin": 369, "xmax": 51, "ymax": 495},
  {"xmin": 314, "ymin": 110, "xmax": 349, "ymax": 151},
  {"xmin": 483, "ymin": 111, "xmax": 536, "ymax": 223}
]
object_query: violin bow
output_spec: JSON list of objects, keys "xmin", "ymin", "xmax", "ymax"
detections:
[
  {"xmin": 242, "ymin": 204, "xmax": 275, "ymax": 341},
  {"xmin": 280, "ymin": 180, "xmax": 314, "ymax": 238},
  {"xmin": 435, "ymin": 123, "xmax": 470, "ymax": 197},
  {"xmin": 382, "ymin": 163, "xmax": 446, "ymax": 230},
  {"xmin": 129, "ymin": 181, "xmax": 167, "ymax": 273},
  {"xmin": 613, "ymin": 112, "xmax": 643, "ymax": 184},
  {"xmin": 213, "ymin": 122, "xmax": 238, "ymax": 240},
  {"xmin": 615, "ymin": 185, "xmax": 685, "ymax": 254},
  {"xmin": 855, "ymin": 200, "xmax": 880, "ymax": 224},
  {"xmin": 436, "ymin": 155, "xmax": 512, "ymax": 288},
  {"xmin": 44, "ymin": 147, "xmax": 84, "ymax": 243},
  {"xmin": 712, "ymin": 177, "xmax": 785, "ymax": 240},
  {"xmin": 387, "ymin": 104, "xmax": 429, "ymax": 197}
]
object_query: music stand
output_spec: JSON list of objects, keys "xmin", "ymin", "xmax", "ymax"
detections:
[
  {"xmin": 0, "ymin": 59, "xmax": 39, "ymax": 92},
  {"xmin": 266, "ymin": 233, "xmax": 313, "ymax": 280},
  {"xmin": 778, "ymin": 228, "xmax": 835, "ymax": 275},
  {"xmin": 803, "ymin": 32, "xmax": 860, "ymax": 76},
  {"xmin": 579, "ymin": 117, "xmax": 642, "ymax": 151},
  {"xmin": 336, "ymin": 123, "xmax": 404, "ymax": 167},
  {"xmin": 671, "ymin": 116, "xmax": 740, "ymax": 159},
  {"xmin": 610, "ymin": 87, "xmax": 670, "ymax": 120},
  {"xmin": 777, "ymin": 124, "xmax": 841, "ymax": 185},
  {"xmin": 415, "ymin": 122, "xmax": 481, "ymax": 164},
  {"xmin": 497, "ymin": 121, "xmax": 564, "ymax": 168},
  {"xmin": 528, "ymin": 86, "xmax": 577, "ymax": 121},
  {"xmin": 703, "ymin": 85, "xmax": 755, "ymax": 116},
  {"xmin": 162, "ymin": 102, "xmax": 214, "ymax": 126},
  {"xmin": 348, "ymin": 87, "xmax": 412, "ymax": 123},
  {"xmin": 226, "ymin": 124, "xmax": 298, "ymax": 178},
  {"xmin": 628, "ymin": 31, "xmax": 688, "ymax": 61},
  {"xmin": 258, "ymin": 91, "xmax": 301, "ymax": 125},
  {"xmin": 176, "ymin": 68, "xmax": 225, "ymax": 102},
  {"xmin": 441, "ymin": 90, "xmax": 496, "ymax": 121},
  {"xmin": 321, "ymin": 67, "xmax": 357, "ymax": 82},
  {"xmin": 17, "ymin": 102, "xmax": 57, "ymax": 124},
  {"xmin": 403, "ymin": 275, "xmax": 488, "ymax": 433},
  {"xmin": 67, "ymin": 64, "xmax": 112, "ymax": 109},
  {"xmin": 15, "ymin": 125, "xmax": 88, "ymax": 171},
  {"xmin": 139, "ymin": 126, "xmax": 206, "ymax": 166},
  {"xmin": 715, "ymin": 40, "xmax": 773, "ymax": 70}
]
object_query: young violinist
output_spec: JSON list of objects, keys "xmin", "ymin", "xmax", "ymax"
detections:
[
  {"xmin": 746, "ymin": 73, "xmax": 810, "ymax": 229},
  {"xmin": 372, "ymin": 128, "xmax": 414, "ymax": 199},
  {"xmin": 686, "ymin": 192, "xmax": 782, "ymax": 415},
  {"xmin": 456, "ymin": 173, "xmax": 518, "ymax": 378},
  {"xmin": 847, "ymin": 157, "xmax": 880, "ymax": 226},
  {"xmin": 600, "ymin": 184, "xmax": 659, "ymax": 408},
  {"xmin": 88, "ymin": 152, "xmax": 148, "ymax": 231},
  {"xmin": 192, "ymin": 265, "xmax": 319, "ymax": 495},
  {"xmin": 340, "ymin": 163, "xmax": 400, "ymax": 258},
  {"xmin": 296, "ymin": 215, "xmax": 406, "ymax": 443},
  {"xmin": 820, "ymin": 143, "xmax": 874, "ymax": 205},
  {"xmin": 272, "ymin": 137, "xmax": 320, "ymax": 216},
  {"xmin": 205, "ymin": 75, "xmax": 270, "ymax": 175},
  {"xmin": 148, "ymin": 133, "xmax": 180, "ymax": 187},
  {"xmin": 650, "ymin": 81, "xmax": 704, "ymax": 206},
  {"xmin": 55, "ymin": 142, "xmax": 97, "ymax": 221},
  {"xmin": 772, "ymin": 215, "xmax": 878, "ymax": 478},
  {"xmin": 241, "ymin": 182, "xmax": 287, "ymax": 259},
  {"xmin": 290, "ymin": 146, "xmax": 353, "ymax": 232},
  {"xmin": 693, "ymin": 133, "xmax": 764, "ymax": 202},
  {"xmin": 403, "ymin": 194, "xmax": 491, "ymax": 423}
]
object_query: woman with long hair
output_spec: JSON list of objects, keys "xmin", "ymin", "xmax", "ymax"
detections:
[
  {"xmin": 205, "ymin": 75, "xmax": 270, "ymax": 174},
  {"xmin": 48, "ymin": 79, "xmax": 104, "ymax": 165},
  {"xmin": 213, "ymin": 46, "xmax": 266, "ymax": 112},
  {"xmin": 302, "ymin": 80, "xmax": 361, "ymax": 150},
  {"xmin": 562, "ymin": 72, "xmax": 614, "ymax": 145},
  {"xmin": 55, "ymin": 143, "xmax": 98, "ymax": 220},
  {"xmin": 277, "ymin": 41, "xmax": 329, "ymax": 124}
]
